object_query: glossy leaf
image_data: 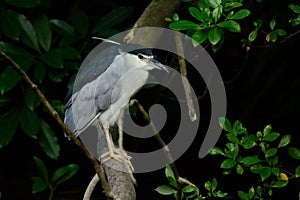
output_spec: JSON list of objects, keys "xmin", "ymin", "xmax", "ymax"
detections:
[
  {"xmin": 70, "ymin": 8, "xmax": 89, "ymax": 37},
  {"xmin": 169, "ymin": 20, "xmax": 200, "ymax": 30},
  {"xmin": 272, "ymin": 180, "xmax": 288, "ymax": 188},
  {"xmin": 208, "ymin": 147, "xmax": 224, "ymax": 156},
  {"xmin": 295, "ymin": 165, "xmax": 300, "ymax": 178},
  {"xmin": 17, "ymin": 14, "xmax": 40, "ymax": 52},
  {"xmin": 212, "ymin": 6, "xmax": 222, "ymax": 22},
  {"xmin": 49, "ymin": 19, "xmax": 75, "ymax": 35},
  {"xmin": 39, "ymin": 120, "xmax": 60, "ymax": 159},
  {"xmin": 20, "ymin": 106, "xmax": 39, "ymax": 138},
  {"xmin": 260, "ymin": 166, "xmax": 272, "ymax": 181},
  {"xmin": 220, "ymin": 159, "xmax": 237, "ymax": 169},
  {"xmin": 231, "ymin": 9, "xmax": 251, "ymax": 20},
  {"xmin": 4, "ymin": 0, "xmax": 40, "ymax": 8},
  {"xmin": 155, "ymin": 185, "xmax": 176, "ymax": 195},
  {"xmin": 288, "ymin": 147, "xmax": 300, "ymax": 160},
  {"xmin": 0, "ymin": 41, "xmax": 32, "ymax": 56},
  {"xmin": 32, "ymin": 15, "xmax": 52, "ymax": 52},
  {"xmin": 52, "ymin": 47, "xmax": 81, "ymax": 60},
  {"xmin": 33, "ymin": 156, "xmax": 48, "ymax": 181},
  {"xmin": 226, "ymin": 133, "xmax": 239, "ymax": 143},
  {"xmin": 217, "ymin": 20, "xmax": 241, "ymax": 32},
  {"xmin": 236, "ymin": 164, "xmax": 244, "ymax": 174},
  {"xmin": 165, "ymin": 165, "xmax": 176, "ymax": 187},
  {"xmin": 289, "ymin": 4, "xmax": 300, "ymax": 14},
  {"xmin": 240, "ymin": 156, "xmax": 261, "ymax": 167},
  {"xmin": 0, "ymin": 108, "xmax": 20, "ymax": 148},
  {"xmin": 224, "ymin": 2, "xmax": 243, "ymax": 12},
  {"xmin": 208, "ymin": 27, "xmax": 222, "ymax": 45},
  {"xmin": 278, "ymin": 134, "xmax": 291, "ymax": 148},
  {"xmin": 51, "ymin": 164, "xmax": 79, "ymax": 185},
  {"xmin": 218, "ymin": 117, "xmax": 232, "ymax": 132},
  {"xmin": 31, "ymin": 177, "xmax": 48, "ymax": 193},
  {"xmin": 263, "ymin": 132, "xmax": 280, "ymax": 141},
  {"xmin": 233, "ymin": 120, "xmax": 246, "ymax": 135},
  {"xmin": 24, "ymin": 87, "xmax": 40, "ymax": 111},
  {"xmin": 265, "ymin": 148, "xmax": 277, "ymax": 158},
  {"xmin": 0, "ymin": 67, "xmax": 21, "ymax": 95},
  {"xmin": 0, "ymin": 10, "xmax": 21, "ymax": 40},
  {"xmin": 207, "ymin": 0, "xmax": 221, "ymax": 8},
  {"xmin": 189, "ymin": 7, "xmax": 204, "ymax": 22}
]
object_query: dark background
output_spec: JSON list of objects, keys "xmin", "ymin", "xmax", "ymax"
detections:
[{"xmin": 0, "ymin": 0, "xmax": 300, "ymax": 199}]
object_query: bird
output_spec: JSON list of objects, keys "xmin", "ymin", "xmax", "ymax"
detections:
[{"xmin": 64, "ymin": 38, "xmax": 168, "ymax": 163}]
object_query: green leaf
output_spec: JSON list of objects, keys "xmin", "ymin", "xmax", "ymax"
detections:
[
  {"xmin": 40, "ymin": 51, "xmax": 64, "ymax": 69},
  {"xmin": 17, "ymin": 14, "xmax": 40, "ymax": 52},
  {"xmin": 52, "ymin": 47, "xmax": 81, "ymax": 60},
  {"xmin": 272, "ymin": 167, "xmax": 280, "ymax": 176},
  {"xmin": 49, "ymin": 19, "xmax": 75, "ymax": 35},
  {"xmin": 208, "ymin": 147, "xmax": 225, "ymax": 156},
  {"xmin": 289, "ymin": 4, "xmax": 300, "ymax": 14},
  {"xmin": 208, "ymin": 27, "xmax": 222, "ymax": 45},
  {"xmin": 226, "ymin": 133, "xmax": 239, "ymax": 143},
  {"xmin": 231, "ymin": 9, "xmax": 251, "ymax": 20},
  {"xmin": 211, "ymin": 178, "xmax": 217, "ymax": 191},
  {"xmin": 189, "ymin": 7, "xmax": 204, "ymax": 22},
  {"xmin": 224, "ymin": 2, "xmax": 243, "ymax": 12},
  {"xmin": 173, "ymin": 13, "xmax": 179, "ymax": 21},
  {"xmin": 19, "ymin": 106, "xmax": 40, "ymax": 138},
  {"xmin": 233, "ymin": 120, "xmax": 247, "ymax": 135},
  {"xmin": 225, "ymin": 142, "xmax": 239, "ymax": 159},
  {"xmin": 33, "ymin": 63, "xmax": 46, "ymax": 83},
  {"xmin": 217, "ymin": 20, "xmax": 241, "ymax": 32},
  {"xmin": 295, "ymin": 165, "xmax": 300, "ymax": 178},
  {"xmin": 265, "ymin": 148, "xmax": 277, "ymax": 158},
  {"xmin": 272, "ymin": 180, "xmax": 288, "ymax": 188},
  {"xmin": 169, "ymin": 20, "xmax": 200, "ymax": 30},
  {"xmin": 24, "ymin": 87, "xmax": 40, "ymax": 110},
  {"xmin": 288, "ymin": 147, "xmax": 300, "ymax": 160},
  {"xmin": 240, "ymin": 156, "xmax": 261, "ymax": 167},
  {"xmin": 33, "ymin": 156, "xmax": 48, "ymax": 181},
  {"xmin": 52, "ymin": 164, "xmax": 79, "ymax": 185},
  {"xmin": 32, "ymin": 15, "xmax": 52, "ymax": 52},
  {"xmin": 0, "ymin": 107, "xmax": 20, "ymax": 148},
  {"xmin": 241, "ymin": 136, "xmax": 257, "ymax": 149},
  {"xmin": 270, "ymin": 19, "xmax": 276, "ymax": 30},
  {"xmin": 212, "ymin": 6, "xmax": 222, "ymax": 22},
  {"xmin": 278, "ymin": 135, "xmax": 291, "ymax": 148},
  {"xmin": 207, "ymin": 0, "xmax": 221, "ymax": 8},
  {"xmin": 165, "ymin": 165, "xmax": 176, "ymax": 187},
  {"xmin": 248, "ymin": 29, "xmax": 258, "ymax": 42},
  {"xmin": 192, "ymin": 30, "xmax": 208, "ymax": 46},
  {"xmin": 236, "ymin": 164, "xmax": 244, "ymax": 174},
  {"xmin": 70, "ymin": 8, "xmax": 89, "ymax": 37},
  {"xmin": 31, "ymin": 177, "xmax": 48, "ymax": 194},
  {"xmin": 263, "ymin": 132, "xmax": 280, "ymax": 142},
  {"xmin": 0, "ymin": 10, "xmax": 22, "ymax": 40},
  {"xmin": 155, "ymin": 185, "xmax": 176, "ymax": 195},
  {"xmin": 276, "ymin": 29, "xmax": 287, "ymax": 36},
  {"xmin": 220, "ymin": 159, "xmax": 237, "ymax": 169},
  {"xmin": 4, "ymin": 0, "xmax": 40, "ymax": 8},
  {"xmin": 0, "ymin": 66, "xmax": 21, "ymax": 95},
  {"xmin": 260, "ymin": 166, "xmax": 272, "ymax": 181},
  {"xmin": 218, "ymin": 117, "xmax": 232, "ymax": 132},
  {"xmin": 237, "ymin": 191, "xmax": 248, "ymax": 199},
  {"xmin": 263, "ymin": 125, "xmax": 272, "ymax": 137},
  {"xmin": 92, "ymin": 6, "xmax": 133, "ymax": 33},
  {"xmin": 39, "ymin": 120, "xmax": 60, "ymax": 159}
]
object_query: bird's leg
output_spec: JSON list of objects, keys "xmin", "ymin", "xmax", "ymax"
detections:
[{"xmin": 101, "ymin": 123, "xmax": 122, "ymax": 162}]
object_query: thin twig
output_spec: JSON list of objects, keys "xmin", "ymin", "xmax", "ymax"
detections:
[
  {"xmin": 174, "ymin": 33, "xmax": 197, "ymax": 122},
  {"xmin": 83, "ymin": 174, "xmax": 99, "ymax": 200},
  {"xmin": 130, "ymin": 99, "xmax": 182, "ymax": 200},
  {"xmin": 0, "ymin": 51, "xmax": 113, "ymax": 200}
]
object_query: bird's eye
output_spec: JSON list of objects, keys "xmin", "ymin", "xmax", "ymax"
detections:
[{"xmin": 138, "ymin": 54, "xmax": 144, "ymax": 59}]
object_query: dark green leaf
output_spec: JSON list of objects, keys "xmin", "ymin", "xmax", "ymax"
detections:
[
  {"xmin": 70, "ymin": 8, "xmax": 89, "ymax": 37},
  {"xmin": 39, "ymin": 120, "xmax": 60, "ymax": 159},
  {"xmin": 169, "ymin": 20, "xmax": 200, "ymax": 30},
  {"xmin": 17, "ymin": 14, "xmax": 40, "ymax": 52},
  {"xmin": 265, "ymin": 148, "xmax": 277, "ymax": 158},
  {"xmin": 0, "ymin": 10, "xmax": 21, "ymax": 40},
  {"xmin": 20, "ymin": 106, "xmax": 40, "ymax": 138},
  {"xmin": 92, "ymin": 6, "xmax": 133, "ymax": 33},
  {"xmin": 155, "ymin": 185, "xmax": 176, "ymax": 195},
  {"xmin": 225, "ymin": 143, "xmax": 239, "ymax": 159},
  {"xmin": 198, "ymin": 0, "xmax": 209, "ymax": 11},
  {"xmin": 32, "ymin": 15, "xmax": 52, "ymax": 52},
  {"xmin": 295, "ymin": 165, "xmax": 300, "ymax": 178},
  {"xmin": 216, "ymin": 191, "xmax": 228, "ymax": 198},
  {"xmin": 165, "ymin": 165, "xmax": 176, "ymax": 187},
  {"xmin": 278, "ymin": 135, "xmax": 291, "ymax": 148},
  {"xmin": 263, "ymin": 132, "xmax": 280, "ymax": 141},
  {"xmin": 288, "ymin": 147, "xmax": 300, "ymax": 160},
  {"xmin": 52, "ymin": 164, "xmax": 79, "ymax": 185},
  {"xmin": 248, "ymin": 29, "xmax": 258, "ymax": 42},
  {"xmin": 224, "ymin": 2, "xmax": 243, "ymax": 12},
  {"xmin": 276, "ymin": 29, "xmax": 287, "ymax": 36},
  {"xmin": 33, "ymin": 156, "xmax": 48, "ymax": 180},
  {"xmin": 49, "ymin": 19, "xmax": 75, "ymax": 35},
  {"xmin": 272, "ymin": 180, "xmax": 288, "ymax": 188},
  {"xmin": 0, "ymin": 107, "xmax": 20, "ymax": 148},
  {"xmin": 289, "ymin": 4, "xmax": 300, "ymax": 14},
  {"xmin": 270, "ymin": 19, "xmax": 276, "ymax": 30},
  {"xmin": 189, "ymin": 7, "xmax": 204, "ymax": 22},
  {"xmin": 40, "ymin": 51, "xmax": 64, "ymax": 69},
  {"xmin": 236, "ymin": 164, "xmax": 244, "ymax": 174},
  {"xmin": 0, "ymin": 42, "xmax": 32, "ymax": 56},
  {"xmin": 31, "ymin": 177, "xmax": 48, "ymax": 193},
  {"xmin": 233, "ymin": 120, "xmax": 246, "ymax": 135},
  {"xmin": 260, "ymin": 166, "xmax": 272, "ymax": 181},
  {"xmin": 47, "ymin": 69, "xmax": 64, "ymax": 83},
  {"xmin": 4, "ymin": 0, "xmax": 40, "ymax": 8},
  {"xmin": 240, "ymin": 156, "xmax": 261, "ymax": 166},
  {"xmin": 211, "ymin": 178, "xmax": 217, "ymax": 191},
  {"xmin": 241, "ymin": 136, "xmax": 256, "ymax": 149},
  {"xmin": 0, "ymin": 67, "xmax": 21, "ymax": 94},
  {"xmin": 52, "ymin": 47, "xmax": 81, "ymax": 60},
  {"xmin": 226, "ymin": 133, "xmax": 239, "ymax": 143},
  {"xmin": 237, "ymin": 191, "xmax": 248, "ymax": 199},
  {"xmin": 272, "ymin": 167, "xmax": 280, "ymax": 176},
  {"xmin": 33, "ymin": 63, "xmax": 46, "ymax": 83},
  {"xmin": 218, "ymin": 117, "xmax": 232, "ymax": 132},
  {"xmin": 217, "ymin": 20, "xmax": 241, "ymax": 32},
  {"xmin": 220, "ymin": 159, "xmax": 237, "ymax": 169},
  {"xmin": 231, "ymin": 9, "xmax": 251, "ymax": 20},
  {"xmin": 269, "ymin": 31, "xmax": 277, "ymax": 43},
  {"xmin": 192, "ymin": 30, "xmax": 208, "ymax": 46},
  {"xmin": 212, "ymin": 6, "xmax": 222, "ymax": 22},
  {"xmin": 208, "ymin": 27, "xmax": 222, "ymax": 45}
]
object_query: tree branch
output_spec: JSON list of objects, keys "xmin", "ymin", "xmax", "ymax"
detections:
[{"xmin": 0, "ymin": 51, "xmax": 113, "ymax": 200}]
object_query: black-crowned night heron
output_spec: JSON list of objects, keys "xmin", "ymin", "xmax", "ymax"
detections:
[{"xmin": 64, "ymin": 39, "xmax": 168, "ymax": 162}]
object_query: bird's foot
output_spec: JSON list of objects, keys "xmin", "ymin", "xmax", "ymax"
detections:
[{"xmin": 100, "ymin": 148, "xmax": 134, "ymax": 171}]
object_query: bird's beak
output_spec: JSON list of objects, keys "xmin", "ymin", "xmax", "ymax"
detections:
[{"xmin": 150, "ymin": 58, "xmax": 169, "ymax": 73}]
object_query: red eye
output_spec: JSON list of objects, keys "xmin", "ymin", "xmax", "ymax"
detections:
[{"xmin": 138, "ymin": 54, "xmax": 144, "ymax": 59}]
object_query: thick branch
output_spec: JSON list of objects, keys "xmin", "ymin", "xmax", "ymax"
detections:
[{"xmin": 0, "ymin": 51, "xmax": 113, "ymax": 200}]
